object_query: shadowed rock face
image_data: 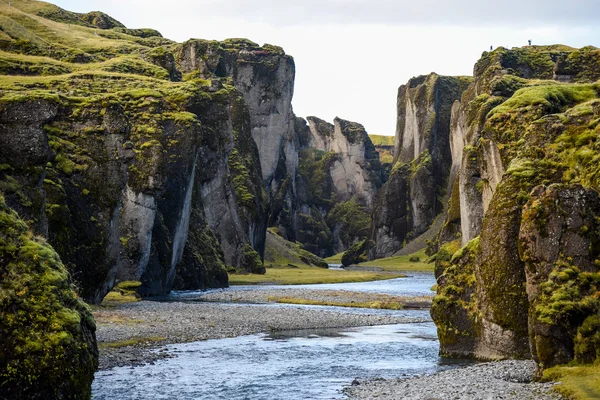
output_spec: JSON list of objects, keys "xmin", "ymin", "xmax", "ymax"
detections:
[
  {"xmin": 369, "ymin": 73, "xmax": 471, "ymax": 259},
  {"xmin": 0, "ymin": 86, "xmax": 253, "ymax": 303},
  {"xmin": 0, "ymin": 30, "xmax": 298, "ymax": 303},
  {"xmin": 0, "ymin": 194, "xmax": 98, "ymax": 400},
  {"xmin": 431, "ymin": 45, "xmax": 600, "ymax": 367},
  {"xmin": 520, "ymin": 184, "xmax": 600, "ymax": 369}
]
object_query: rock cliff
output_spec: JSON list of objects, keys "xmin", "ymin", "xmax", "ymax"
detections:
[
  {"xmin": 291, "ymin": 116, "xmax": 384, "ymax": 257},
  {"xmin": 0, "ymin": 194, "xmax": 98, "ymax": 399},
  {"xmin": 0, "ymin": 1, "xmax": 297, "ymax": 303},
  {"xmin": 430, "ymin": 45, "xmax": 600, "ymax": 369},
  {"xmin": 370, "ymin": 73, "xmax": 471, "ymax": 258}
]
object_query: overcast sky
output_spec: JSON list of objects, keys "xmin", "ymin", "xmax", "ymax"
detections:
[{"xmin": 52, "ymin": 0, "xmax": 598, "ymax": 135}]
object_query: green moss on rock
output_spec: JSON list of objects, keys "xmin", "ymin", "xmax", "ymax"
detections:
[
  {"xmin": 241, "ymin": 243, "xmax": 265, "ymax": 274},
  {"xmin": 0, "ymin": 194, "xmax": 98, "ymax": 399}
]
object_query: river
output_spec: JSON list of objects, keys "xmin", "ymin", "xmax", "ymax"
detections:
[{"xmin": 92, "ymin": 271, "xmax": 463, "ymax": 399}]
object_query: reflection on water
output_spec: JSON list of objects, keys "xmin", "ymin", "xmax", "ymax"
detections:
[{"xmin": 93, "ymin": 322, "xmax": 464, "ymax": 400}]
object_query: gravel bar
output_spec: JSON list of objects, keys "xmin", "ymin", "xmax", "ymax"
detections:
[
  {"xmin": 193, "ymin": 288, "xmax": 432, "ymax": 308},
  {"xmin": 345, "ymin": 360, "xmax": 563, "ymax": 400},
  {"xmin": 94, "ymin": 299, "xmax": 427, "ymax": 370}
]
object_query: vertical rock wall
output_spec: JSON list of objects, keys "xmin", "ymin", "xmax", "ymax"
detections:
[{"xmin": 370, "ymin": 73, "xmax": 470, "ymax": 259}]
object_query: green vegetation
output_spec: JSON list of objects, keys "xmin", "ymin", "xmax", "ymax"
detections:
[
  {"xmin": 264, "ymin": 228, "xmax": 328, "ymax": 268},
  {"xmin": 0, "ymin": 194, "xmax": 97, "ymax": 399},
  {"xmin": 324, "ymin": 252, "xmax": 343, "ymax": 263},
  {"xmin": 358, "ymin": 248, "xmax": 433, "ymax": 272},
  {"xmin": 271, "ymin": 296, "xmax": 405, "ymax": 310},
  {"xmin": 327, "ymin": 199, "xmax": 371, "ymax": 247},
  {"xmin": 368, "ymin": 134, "xmax": 395, "ymax": 146},
  {"xmin": 489, "ymin": 83, "xmax": 600, "ymax": 116},
  {"xmin": 101, "ymin": 281, "xmax": 142, "ymax": 306},
  {"xmin": 228, "ymin": 266, "xmax": 403, "ymax": 285},
  {"xmin": 543, "ymin": 364, "xmax": 600, "ymax": 400}
]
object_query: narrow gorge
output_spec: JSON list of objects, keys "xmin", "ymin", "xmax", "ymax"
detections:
[{"xmin": 1, "ymin": 0, "xmax": 600, "ymax": 399}]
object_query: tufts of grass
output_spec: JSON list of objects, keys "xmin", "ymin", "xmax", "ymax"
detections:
[
  {"xmin": 98, "ymin": 336, "xmax": 166, "ymax": 350},
  {"xmin": 542, "ymin": 363, "xmax": 600, "ymax": 400},
  {"xmin": 271, "ymin": 296, "xmax": 405, "ymax": 310},
  {"xmin": 357, "ymin": 248, "xmax": 433, "ymax": 272},
  {"xmin": 228, "ymin": 265, "xmax": 404, "ymax": 285}
]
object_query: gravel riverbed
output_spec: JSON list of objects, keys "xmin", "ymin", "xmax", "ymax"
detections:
[
  {"xmin": 193, "ymin": 287, "xmax": 432, "ymax": 308},
  {"xmin": 345, "ymin": 360, "xmax": 563, "ymax": 400},
  {"xmin": 94, "ymin": 298, "xmax": 427, "ymax": 370},
  {"xmin": 95, "ymin": 289, "xmax": 564, "ymax": 400}
]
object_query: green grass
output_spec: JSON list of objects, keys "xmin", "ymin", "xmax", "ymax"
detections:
[
  {"xmin": 489, "ymin": 83, "xmax": 600, "ymax": 115},
  {"xmin": 98, "ymin": 336, "xmax": 166, "ymax": 349},
  {"xmin": 324, "ymin": 252, "xmax": 343, "ymax": 263},
  {"xmin": 368, "ymin": 134, "xmax": 395, "ymax": 146},
  {"xmin": 270, "ymin": 296, "xmax": 405, "ymax": 310},
  {"xmin": 543, "ymin": 363, "xmax": 600, "ymax": 399},
  {"xmin": 357, "ymin": 248, "xmax": 433, "ymax": 272},
  {"xmin": 228, "ymin": 265, "xmax": 404, "ymax": 285}
]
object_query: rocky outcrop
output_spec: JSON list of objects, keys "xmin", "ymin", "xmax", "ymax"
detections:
[
  {"xmin": 0, "ymin": 194, "xmax": 98, "ymax": 399},
  {"xmin": 306, "ymin": 117, "xmax": 382, "ymax": 208},
  {"xmin": 520, "ymin": 184, "xmax": 600, "ymax": 369},
  {"xmin": 174, "ymin": 38, "xmax": 297, "ymax": 197},
  {"xmin": 432, "ymin": 45, "xmax": 600, "ymax": 369},
  {"xmin": 0, "ymin": 6, "xmax": 296, "ymax": 303},
  {"xmin": 292, "ymin": 117, "xmax": 383, "ymax": 257},
  {"xmin": 370, "ymin": 73, "xmax": 471, "ymax": 259}
]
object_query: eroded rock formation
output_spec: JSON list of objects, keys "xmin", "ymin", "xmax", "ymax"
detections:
[
  {"xmin": 370, "ymin": 73, "xmax": 471, "ymax": 258},
  {"xmin": 430, "ymin": 45, "xmax": 600, "ymax": 369}
]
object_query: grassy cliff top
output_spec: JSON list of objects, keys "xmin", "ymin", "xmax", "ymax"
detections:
[
  {"xmin": 0, "ymin": 0, "xmax": 288, "ymax": 104},
  {"xmin": 368, "ymin": 134, "xmax": 395, "ymax": 146}
]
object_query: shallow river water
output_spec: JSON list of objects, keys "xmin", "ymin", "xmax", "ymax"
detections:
[{"xmin": 93, "ymin": 272, "xmax": 462, "ymax": 399}]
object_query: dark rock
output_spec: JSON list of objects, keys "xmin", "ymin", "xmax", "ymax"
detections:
[
  {"xmin": 519, "ymin": 184, "xmax": 600, "ymax": 368},
  {"xmin": 0, "ymin": 195, "xmax": 98, "ymax": 400}
]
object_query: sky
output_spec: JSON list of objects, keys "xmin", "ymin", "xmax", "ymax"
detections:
[{"xmin": 52, "ymin": 0, "xmax": 599, "ymax": 136}]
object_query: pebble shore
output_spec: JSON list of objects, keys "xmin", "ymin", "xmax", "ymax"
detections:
[
  {"xmin": 195, "ymin": 287, "xmax": 432, "ymax": 308},
  {"xmin": 95, "ymin": 289, "xmax": 565, "ymax": 400},
  {"xmin": 94, "ymin": 298, "xmax": 427, "ymax": 370},
  {"xmin": 345, "ymin": 360, "xmax": 563, "ymax": 400}
]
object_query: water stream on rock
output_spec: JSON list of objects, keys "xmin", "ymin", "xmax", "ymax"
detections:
[{"xmin": 93, "ymin": 272, "xmax": 466, "ymax": 399}]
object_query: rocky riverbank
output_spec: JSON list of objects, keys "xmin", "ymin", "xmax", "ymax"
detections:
[
  {"xmin": 345, "ymin": 360, "xmax": 563, "ymax": 400},
  {"xmin": 94, "ymin": 299, "xmax": 428, "ymax": 370}
]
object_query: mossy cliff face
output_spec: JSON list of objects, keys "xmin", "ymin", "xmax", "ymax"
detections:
[
  {"xmin": 0, "ymin": 1, "xmax": 294, "ymax": 302},
  {"xmin": 0, "ymin": 194, "xmax": 97, "ymax": 399},
  {"xmin": 290, "ymin": 116, "xmax": 383, "ymax": 257},
  {"xmin": 432, "ymin": 45, "xmax": 600, "ymax": 367},
  {"xmin": 173, "ymin": 38, "xmax": 298, "ymax": 240},
  {"xmin": 455, "ymin": 45, "xmax": 600, "ymax": 245},
  {"xmin": 519, "ymin": 184, "xmax": 600, "ymax": 369},
  {"xmin": 370, "ymin": 73, "xmax": 471, "ymax": 258}
]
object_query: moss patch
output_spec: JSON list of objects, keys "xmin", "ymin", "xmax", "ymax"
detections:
[{"xmin": 0, "ymin": 194, "xmax": 97, "ymax": 399}]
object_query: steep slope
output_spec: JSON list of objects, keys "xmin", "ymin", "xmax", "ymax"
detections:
[
  {"xmin": 369, "ymin": 73, "xmax": 471, "ymax": 258},
  {"xmin": 431, "ymin": 45, "xmax": 600, "ymax": 368},
  {"xmin": 0, "ymin": 194, "xmax": 98, "ymax": 399},
  {"xmin": 0, "ymin": 0, "xmax": 297, "ymax": 302},
  {"xmin": 290, "ymin": 116, "xmax": 384, "ymax": 257}
]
